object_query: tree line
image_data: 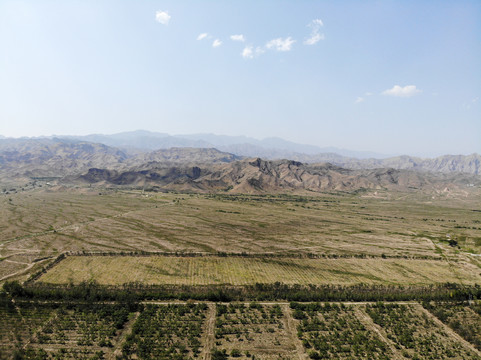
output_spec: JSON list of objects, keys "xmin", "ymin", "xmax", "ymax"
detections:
[{"xmin": 3, "ymin": 281, "xmax": 481, "ymax": 303}]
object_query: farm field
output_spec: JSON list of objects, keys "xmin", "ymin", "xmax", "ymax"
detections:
[
  {"xmin": 423, "ymin": 301, "xmax": 481, "ymax": 350},
  {"xmin": 365, "ymin": 303, "xmax": 479, "ymax": 359},
  {"xmin": 2, "ymin": 299, "xmax": 480, "ymax": 360},
  {"xmin": 37, "ymin": 255, "xmax": 481, "ymax": 286},
  {"xmin": 1, "ymin": 187, "xmax": 481, "ymax": 284},
  {"xmin": 213, "ymin": 303, "xmax": 298, "ymax": 359},
  {"xmin": 0, "ymin": 300, "xmax": 138, "ymax": 360},
  {"xmin": 290, "ymin": 302, "xmax": 392, "ymax": 359},
  {"xmin": 122, "ymin": 303, "xmax": 208, "ymax": 359},
  {"xmin": 0, "ymin": 297, "xmax": 56, "ymax": 359},
  {"xmin": 26, "ymin": 303, "xmax": 135, "ymax": 359}
]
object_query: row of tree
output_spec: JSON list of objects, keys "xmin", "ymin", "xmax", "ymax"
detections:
[{"xmin": 3, "ymin": 281, "xmax": 481, "ymax": 303}]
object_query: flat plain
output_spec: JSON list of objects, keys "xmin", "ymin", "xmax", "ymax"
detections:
[
  {"xmin": 38, "ymin": 255, "xmax": 480, "ymax": 286},
  {"xmin": 1, "ymin": 184, "xmax": 481, "ymax": 359},
  {"xmin": 1, "ymin": 186, "xmax": 481, "ymax": 284}
]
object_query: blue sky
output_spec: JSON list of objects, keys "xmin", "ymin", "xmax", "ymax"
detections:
[{"xmin": 0, "ymin": 1, "xmax": 480, "ymax": 157}]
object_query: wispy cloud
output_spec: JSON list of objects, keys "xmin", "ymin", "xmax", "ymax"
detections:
[
  {"xmin": 212, "ymin": 39, "xmax": 222, "ymax": 48},
  {"xmin": 462, "ymin": 97, "xmax": 479, "ymax": 110},
  {"xmin": 304, "ymin": 19, "xmax": 324, "ymax": 45},
  {"xmin": 197, "ymin": 33, "xmax": 208, "ymax": 40},
  {"xmin": 265, "ymin": 37, "xmax": 295, "ymax": 52},
  {"xmin": 155, "ymin": 10, "xmax": 171, "ymax": 25},
  {"xmin": 230, "ymin": 34, "xmax": 245, "ymax": 42},
  {"xmin": 382, "ymin": 85, "xmax": 421, "ymax": 97},
  {"xmin": 355, "ymin": 97, "xmax": 364, "ymax": 104}
]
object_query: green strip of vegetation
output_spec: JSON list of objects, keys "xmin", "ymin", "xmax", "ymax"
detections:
[{"xmin": 3, "ymin": 281, "xmax": 481, "ymax": 303}]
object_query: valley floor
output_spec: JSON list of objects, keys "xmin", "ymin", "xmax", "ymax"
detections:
[{"xmin": 1, "ymin": 187, "xmax": 481, "ymax": 284}]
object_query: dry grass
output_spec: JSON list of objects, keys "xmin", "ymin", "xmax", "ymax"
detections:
[
  {"xmin": 1, "ymin": 187, "xmax": 481, "ymax": 283},
  {"xmin": 38, "ymin": 255, "xmax": 480, "ymax": 286}
]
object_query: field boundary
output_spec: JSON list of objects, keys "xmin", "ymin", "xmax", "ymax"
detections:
[{"xmin": 24, "ymin": 253, "xmax": 68, "ymax": 285}]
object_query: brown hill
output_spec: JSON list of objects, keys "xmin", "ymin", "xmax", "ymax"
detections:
[
  {"xmin": 0, "ymin": 140, "xmax": 240, "ymax": 185},
  {"xmin": 76, "ymin": 158, "xmax": 481, "ymax": 194},
  {"xmin": 128, "ymin": 147, "xmax": 241, "ymax": 164},
  {"xmin": 291, "ymin": 153, "xmax": 481, "ymax": 175},
  {"xmin": 1, "ymin": 138, "xmax": 479, "ymax": 194},
  {"xmin": 0, "ymin": 138, "xmax": 127, "ymax": 184}
]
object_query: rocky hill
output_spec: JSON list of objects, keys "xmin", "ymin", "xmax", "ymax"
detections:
[
  {"xmin": 1, "ymin": 138, "xmax": 479, "ymax": 194},
  {"xmin": 127, "ymin": 147, "xmax": 242, "ymax": 166},
  {"xmin": 297, "ymin": 154, "xmax": 481, "ymax": 175},
  {"xmin": 76, "ymin": 158, "xmax": 481, "ymax": 194},
  {"xmin": 0, "ymin": 138, "xmax": 128, "ymax": 183}
]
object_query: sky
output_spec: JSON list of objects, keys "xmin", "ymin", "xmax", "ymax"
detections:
[{"xmin": 0, "ymin": 1, "xmax": 480, "ymax": 157}]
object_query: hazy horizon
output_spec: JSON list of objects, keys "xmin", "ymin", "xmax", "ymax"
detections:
[
  {"xmin": 1, "ymin": 1, "xmax": 480, "ymax": 157},
  {"xmin": 2, "ymin": 129, "xmax": 480, "ymax": 159}
]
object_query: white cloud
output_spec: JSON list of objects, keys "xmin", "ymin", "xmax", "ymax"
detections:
[
  {"xmin": 242, "ymin": 46, "xmax": 254, "ymax": 59},
  {"xmin": 265, "ymin": 37, "xmax": 295, "ymax": 52},
  {"xmin": 241, "ymin": 45, "xmax": 265, "ymax": 59},
  {"xmin": 365, "ymin": 92, "xmax": 373, "ymax": 96},
  {"xmin": 304, "ymin": 33, "xmax": 325, "ymax": 45},
  {"xmin": 155, "ymin": 10, "xmax": 171, "ymax": 25},
  {"xmin": 197, "ymin": 33, "xmax": 208, "ymax": 40},
  {"xmin": 304, "ymin": 19, "xmax": 324, "ymax": 45},
  {"xmin": 212, "ymin": 39, "xmax": 222, "ymax": 48},
  {"xmin": 382, "ymin": 85, "xmax": 422, "ymax": 97},
  {"xmin": 230, "ymin": 34, "xmax": 245, "ymax": 42},
  {"xmin": 355, "ymin": 97, "xmax": 364, "ymax": 104}
]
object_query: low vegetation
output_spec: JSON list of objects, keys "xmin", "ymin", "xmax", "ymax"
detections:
[
  {"xmin": 121, "ymin": 304, "xmax": 207, "ymax": 359},
  {"xmin": 423, "ymin": 301, "xmax": 481, "ymax": 350},
  {"xmin": 214, "ymin": 303, "xmax": 297, "ymax": 359},
  {"xmin": 36, "ymin": 254, "xmax": 480, "ymax": 287},
  {"xmin": 291, "ymin": 302, "xmax": 390, "ymax": 359},
  {"xmin": 1, "ymin": 187, "xmax": 480, "ymax": 359},
  {"xmin": 365, "ymin": 303, "xmax": 478, "ymax": 359},
  {"xmin": 2, "ymin": 189, "xmax": 481, "ymax": 284}
]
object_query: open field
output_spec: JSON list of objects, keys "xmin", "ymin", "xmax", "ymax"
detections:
[
  {"xmin": 38, "ymin": 255, "xmax": 480, "ymax": 286},
  {"xmin": 2, "ymin": 185, "xmax": 481, "ymax": 359},
  {"xmin": 2, "ymin": 299, "xmax": 480, "ymax": 360},
  {"xmin": 1, "ymin": 187, "xmax": 481, "ymax": 283}
]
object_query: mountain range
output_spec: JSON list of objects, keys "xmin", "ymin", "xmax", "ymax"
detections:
[
  {"xmin": 53, "ymin": 130, "xmax": 388, "ymax": 159},
  {"xmin": 0, "ymin": 135, "xmax": 479, "ymax": 194}
]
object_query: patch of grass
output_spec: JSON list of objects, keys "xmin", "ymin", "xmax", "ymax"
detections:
[{"xmin": 38, "ymin": 255, "xmax": 480, "ymax": 286}]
